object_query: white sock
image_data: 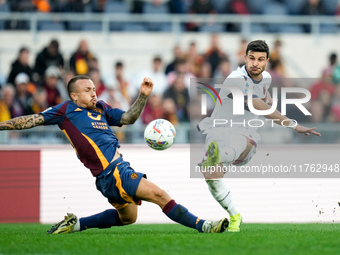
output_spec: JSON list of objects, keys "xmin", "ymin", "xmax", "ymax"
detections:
[
  {"xmin": 202, "ymin": 220, "xmax": 212, "ymax": 233},
  {"xmin": 206, "ymin": 179, "xmax": 239, "ymax": 216},
  {"xmin": 219, "ymin": 135, "xmax": 247, "ymax": 163},
  {"xmin": 73, "ymin": 218, "xmax": 80, "ymax": 232}
]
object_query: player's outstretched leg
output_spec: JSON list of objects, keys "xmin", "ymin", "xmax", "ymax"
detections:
[
  {"xmin": 205, "ymin": 178, "xmax": 242, "ymax": 232},
  {"xmin": 135, "ymin": 178, "xmax": 228, "ymax": 233},
  {"xmin": 201, "ymin": 137, "xmax": 249, "ymax": 232},
  {"xmin": 47, "ymin": 209, "xmax": 124, "ymax": 234},
  {"xmin": 163, "ymin": 199, "xmax": 229, "ymax": 233}
]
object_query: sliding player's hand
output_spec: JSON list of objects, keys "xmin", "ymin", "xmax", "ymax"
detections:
[
  {"xmin": 295, "ymin": 124, "xmax": 321, "ymax": 137},
  {"xmin": 140, "ymin": 77, "xmax": 154, "ymax": 97}
]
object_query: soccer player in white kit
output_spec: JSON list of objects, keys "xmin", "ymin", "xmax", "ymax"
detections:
[{"xmin": 198, "ymin": 40, "xmax": 321, "ymax": 232}]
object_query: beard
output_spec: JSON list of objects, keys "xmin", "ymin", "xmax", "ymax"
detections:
[
  {"xmin": 88, "ymin": 102, "xmax": 96, "ymax": 109},
  {"xmin": 248, "ymin": 67, "xmax": 264, "ymax": 78}
]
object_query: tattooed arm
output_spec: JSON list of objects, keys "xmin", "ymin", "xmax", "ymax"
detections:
[
  {"xmin": 120, "ymin": 77, "xmax": 153, "ymax": 125},
  {"xmin": 0, "ymin": 114, "xmax": 45, "ymax": 130},
  {"xmin": 120, "ymin": 93, "xmax": 148, "ymax": 125}
]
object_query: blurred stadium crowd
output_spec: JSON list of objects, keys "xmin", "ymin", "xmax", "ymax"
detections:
[
  {"xmin": 0, "ymin": 0, "xmax": 340, "ymax": 143},
  {"xmin": 0, "ymin": 0, "xmax": 339, "ymax": 33},
  {"xmin": 1, "ymin": 34, "xmax": 340, "ymax": 129},
  {"xmin": 0, "ymin": 35, "xmax": 227, "ymax": 126}
]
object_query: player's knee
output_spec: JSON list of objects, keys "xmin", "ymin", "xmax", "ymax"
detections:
[
  {"xmin": 230, "ymin": 135, "xmax": 247, "ymax": 157},
  {"xmin": 120, "ymin": 215, "xmax": 137, "ymax": 225},
  {"xmin": 203, "ymin": 166, "xmax": 224, "ymax": 179},
  {"xmin": 220, "ymin": 135, "xmax": 248, "ymax": 162}
]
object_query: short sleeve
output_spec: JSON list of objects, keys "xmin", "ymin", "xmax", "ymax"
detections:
[
  {"xmin": 100, "ymin": 101, "xmax": 125, "ymax": 126},
  {"xmin": 224, "ymin": 76, "xmax": 248, "ymax": 94},
  {"xmin": 40, "ymin": 102, "xmax": 67, "ymax": 125},
  {"xmin": 219, "ymin": 76, "xmax": 250, "ymax": 100}
]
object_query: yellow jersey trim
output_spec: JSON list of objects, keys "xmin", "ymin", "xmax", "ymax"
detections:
[
  {"xmin": 113, "ymin": 166, "xmax": 135, "ymax": 204},
  {"xmin": 82, "ymin": 133, "xmax": 109, "ymax": 170},
  {"xmin": 62, "ymin": 129, "xmax": 79, "ymax": 156}
]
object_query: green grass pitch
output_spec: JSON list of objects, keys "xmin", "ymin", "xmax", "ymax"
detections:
[{"xmin": 0, "ymin": 223, "xmax": 339, "ymax": 255}]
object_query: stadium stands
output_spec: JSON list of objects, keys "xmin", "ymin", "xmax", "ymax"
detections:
[
  {"xmin": 38, "ymin": 21, "xmax": 65, "ymax": 31},
  {"xmin": 1, "ymin": 0, "xmax": 340, "ymax": 145},
  {"xmin": 0, "ymin": 0, "xmax": 338, "ymax": 33}
]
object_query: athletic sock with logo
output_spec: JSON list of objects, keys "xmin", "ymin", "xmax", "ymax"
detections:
[{"xmin": 162, "ymin": 199, "xmax": 205, "ymax": 232}]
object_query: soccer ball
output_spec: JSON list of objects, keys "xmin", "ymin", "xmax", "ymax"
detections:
[{"xmin": 144, "ymin": 119, "xmax": 176, "ymax": 150}]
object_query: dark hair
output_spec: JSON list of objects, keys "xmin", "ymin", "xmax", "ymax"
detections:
[
  {"xmin": 67, "ymin": 75, "xmax": 90, "ymax": 100},
  {"xmin": 50, "ymin": 39, "xmax": 59, "ymax": 49},
  {"xmin": 330, "ymin": 53, "xmax": 337, "ymax": 65},
  {"xmin": 115, "ymin": 61, "xmax": 123, "ymax": 68},
  {"xmin": 174, "ymin": 57, "xmax": 187, "ymax": 66},
  {"xmin": 153, "ymin": 56, "xmax": 162, "ymax": 62},
  {"xmin": 19, "ymin": 47, "xmax": 29, "ymax": 55},
  {"xmin": 246, "ymin": 40, "xmax": 270, "ymax": 58}
]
